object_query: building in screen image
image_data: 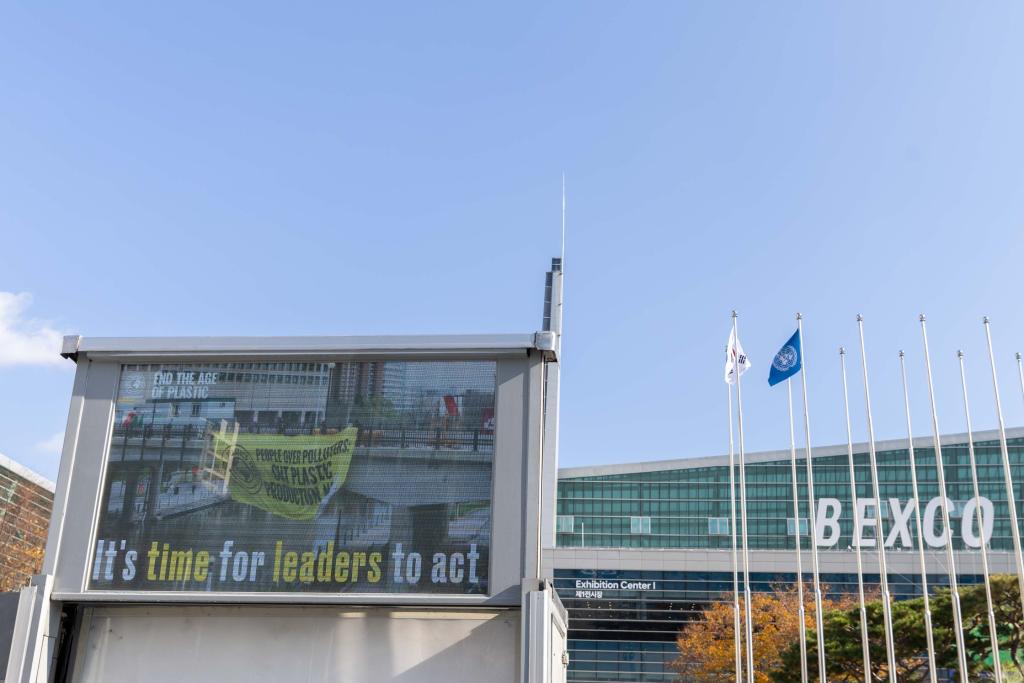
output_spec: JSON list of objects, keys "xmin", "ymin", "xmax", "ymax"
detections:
[{"xmin": 545, "ymin": 428, "xmax": 1024, "ymax": 683}]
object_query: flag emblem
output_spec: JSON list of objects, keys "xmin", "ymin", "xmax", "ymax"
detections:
[{"xmin": 772, "ymin": 345, "xmax": 799, "ymax": 372}]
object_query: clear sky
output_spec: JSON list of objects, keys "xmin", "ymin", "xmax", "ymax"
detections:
[{"xmin": 3, "ymin": 3, "xmax": 1024, "ymax": 481}]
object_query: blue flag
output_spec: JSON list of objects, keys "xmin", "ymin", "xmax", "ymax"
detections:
[{"xmin": 768, "ymin": 329, "xmax": 802, "ymax": 386}]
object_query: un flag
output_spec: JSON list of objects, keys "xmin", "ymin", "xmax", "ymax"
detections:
[{"xmin": 768, "ymin": 329, "xmax": 802, "ymax": 386}]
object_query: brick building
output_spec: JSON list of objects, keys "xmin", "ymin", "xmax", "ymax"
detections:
[{"xmin": 0, "ymin": 453, "xmax": 55, "ymax": 592}]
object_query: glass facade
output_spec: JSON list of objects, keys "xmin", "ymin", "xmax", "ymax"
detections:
[
  {"xmin": 557, "ymin": 436, "xmax": 1024, "ymax": 551},
  {"xmin": 554, "ymin": 435, "xmax": 1024, "ymax": 682}
]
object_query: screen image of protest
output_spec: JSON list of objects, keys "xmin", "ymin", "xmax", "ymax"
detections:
[{"xmin": 89, "ymin": 360, "xmax": 495, "ymax": 595}]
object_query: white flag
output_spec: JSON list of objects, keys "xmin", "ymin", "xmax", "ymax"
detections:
[{"xmin": 725, "ymin": 329, "xmax": 751, "ymax": 384}]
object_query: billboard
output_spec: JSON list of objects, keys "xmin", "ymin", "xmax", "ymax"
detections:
[{"xmin": 89, "ymin": 360, "xmax": 495, "ymax": 595}]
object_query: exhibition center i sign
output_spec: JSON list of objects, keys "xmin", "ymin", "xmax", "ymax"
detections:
[{"xmin": 89, "ymin": 360, "xmax": 495, "ymax": 595}]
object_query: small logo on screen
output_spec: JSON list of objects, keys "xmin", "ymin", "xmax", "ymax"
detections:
[
  {"xmin": 229, "ymin": 447, "xmax": 263, "ymax": 496},
  {"xmin": 122, "ymin": 373, "xmax": 146, "ymax": 397}
]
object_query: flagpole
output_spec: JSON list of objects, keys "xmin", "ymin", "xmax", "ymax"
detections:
[
  {"xmin": 918, "ymin": 315, "xmax": 969, "ymax": 681},
  {"xmin": 957, "ymin": 350, "xmax": 1003, "ymax": 682},
  {"xmin": 896, "ymin": 351, "xmax": 939, "ymax": 683},
  {"xmin": 728, "ymin": 366, "xmax": 743, "ymax": 683},
  {"xmin": 795, "ymin": 314, "xmax": 828, "ymax": 683},
  {"xmin": 732, "ymin": 311, "xmax": 756, "ymax": 683},
  {"xmin": 787, "ymin": 379, "xmax": 810, "ymax": 683},
  {"xmin": 857, "ymin": 314, "xmax": 899, "ymax": 681},
  {"xmin": 983, "ymin": 319, "xmax": 1024, "ymax": 621},
  {"xmin": 1017, "ymin": 352, "xmax": 1023, "ymax": 403},
  {"xmin": 839, "ymin": 347, "xmax": 871, "ymax": 683}
]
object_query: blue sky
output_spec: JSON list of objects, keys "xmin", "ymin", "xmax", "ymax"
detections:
[{"xmin": 2, "ymin": 3, "xmax": 1024, "ymax": 481}]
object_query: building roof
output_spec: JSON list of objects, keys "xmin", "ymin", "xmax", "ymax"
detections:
[
  {"xmin": 558, "ymin": 425, "xmax": 1024, "ymax": 479},
  {"xmin": 60, "ymin": 333, "xmax": 557, "ymax": 361},
  {"xmin": 0, "ymin": 451, "xmax": 56, "ymax": 493}
]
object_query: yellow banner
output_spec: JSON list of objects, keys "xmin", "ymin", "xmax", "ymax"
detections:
[{"xmin": 214, "ymin": 429, "xmax": 358, "ymax": 521}]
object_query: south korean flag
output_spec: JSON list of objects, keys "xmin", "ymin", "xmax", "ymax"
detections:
[{"xmin": 724, "ymin": 329, "xmax": 751, "ymax": 385}]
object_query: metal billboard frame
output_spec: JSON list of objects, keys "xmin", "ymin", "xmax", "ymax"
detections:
[{"xmin": 44, "ymin": 333, "xmax": 556, "ymax": 608}]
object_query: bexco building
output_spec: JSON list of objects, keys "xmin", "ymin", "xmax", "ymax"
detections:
[{"xmin": 543, "ymin": 428, "xmax": 1024, "ymax": 682}]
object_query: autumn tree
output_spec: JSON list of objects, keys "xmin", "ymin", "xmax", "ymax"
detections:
[{"xmin": 672, "ymin": 584, "xmax": 859, "ymax": 683}]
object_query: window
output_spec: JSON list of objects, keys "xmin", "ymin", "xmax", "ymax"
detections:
[
  {"xmin": 708, "ymin": 517, "xmax": 730, "ymax": 535},
  {"xmin": 556, "ymin": 515, "xmax": 575, "ymax": 533},
  {"xmin": 630, "ymin": 516, "xmax": 651, "ymax": 534},
  {"xmin": 864, "ymin": 501, "xmax": 890, "ymax": 519},
  {"xmin": 787, "ymin": 517, "xmax": 808, "ymax": 536}
]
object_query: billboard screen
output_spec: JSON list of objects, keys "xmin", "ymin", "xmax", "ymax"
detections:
[{"xmin": 89, "ymin": 360, "xmax": 495, "ymax": 595}]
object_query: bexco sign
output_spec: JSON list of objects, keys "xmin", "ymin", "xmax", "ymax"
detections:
[
  {"xmin": 814, "ymin": 496, "xmax": 994, "ymax": 548},
  {"xmin": 574, "ymin": 579, "xmax": 656, "ymax": 599}
]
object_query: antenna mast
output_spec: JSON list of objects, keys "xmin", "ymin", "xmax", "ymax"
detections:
[{"xmin": 561, "ymin": 172, "xmax": 566, "ymax": 265}]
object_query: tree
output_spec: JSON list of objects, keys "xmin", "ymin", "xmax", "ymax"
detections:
[
  {"xmin": 771, "ymin": 594, "xmax": 953, "ymax": 682},
  {"xmin": 770, "ymin": 576, "xmax": 1024, "ymax": 682},
  {"xmin": 672, "ymin": 584, "xmax": 859, "ymax": 683},
  {"xmin": 957, "ymin": 575, "xmax": 1024, "ymax": 678}
]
